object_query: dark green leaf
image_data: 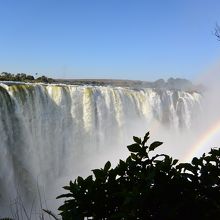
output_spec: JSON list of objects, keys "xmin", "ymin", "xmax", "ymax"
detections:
[
  {"xmin": 142, "ymin": 131, "xmax": 150, "ymax": 146},
  {"xmin": 77, "ymin": 176, "xmax": 84, "ymax": 185},
  {"xmin": 92, "ymin": 169, "xmax": 105, "ymax": 179},
  {"xmin": 138, "ymin": 147, "xmax": 148, "ymax": 158},
  {"xmin": 173, "ymin": 159, "xmax": 179, "ymax": 165},
  {"xmin": 63, "ymin": 185, "xmax": 70, "ymax": 190},
  {"xmin": 177, "ymin": 163, "xmax": 195, "ymax": 172},
  {"xmin": 133, "ymin": 136, "xmax": 142, "ymax": 144},
  {"xmin": 127, "ymin": 143, "xmax": 141, "ymax": 152},
  {"xmin": 56, "ymin": 193, "xmax": 73, "ymax": 199},
  {"xmin": 104, "ymin": 161, "xmax": 111, "ymax": 171},
  {"xmin": 149, "ymin": 141, "xmax": 163, "ymax": 151},
  {"xmin": 131, "ymin": 153, "xmax": 138, "ymax": 160},
  {"xmin": 85, "ymin": 175, "xmax": 93, "ymax": 182},
  {"xmin": 192, "ymin": 157, "xmax": 199, "ymax": 166},
  {"xmin": 210, "ymin": 148, "xmax": 220, "ymax": 157}
]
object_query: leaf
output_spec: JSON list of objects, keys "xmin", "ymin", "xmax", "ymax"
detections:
[
  {"xmin": 119, "ymin": 159, "xmax": 126, "ymax": 166},
  {"xmin": 210, "ymin": 148, "xmax": 220, "ymax": 157},
  {"xmin": 56, "ymin": 193, "xmax": 73, "ymax": 199},
  {"xmin": 177, "ymin": 163, "xmax": 195, "ymax": 172},
  {"xmin": 126, "ymin": 156, "xmax": 132, "ymax": 164},
  {"xmin": 137, "ymin": 147, "xmax": 148, "ymax": 158},
  {"xmin": 142, "ymin": 131, "xmax": 150, "ymax": 146},
  {"xmin": 92, "ymin": 169, "xmax": 105, "ymax": 179},
  {"xmin": 127, "ymin": 143, "xmax": 141, "ymax": 152},
  {"xmin": 131, "ymin": 153, "xmax": 138, "ymax": 160},
  {"xmin": 172, "ymin": 159, "xmax": 179, "ymax": 165},
  {"xmin": 85, "ymin": 175, "xmax": 93, "ymax": 182},
  {"xmin": 149, "ymin": 141, "xmax": 163, "ymax": 151},
  {"xmin": 118, "ymin": 159, "xmax": 127, "ymax": 169},
  {"xmin": 204, "ymin": 156, "xmax": 212, "ymax": 162},
  {"xmin": 77, "ymin": 176, "xmax": 84, "ymax": 185},
  {"xmin": 133, "ymin": 136, "xmax": 142, "ymax": 144},
  {"xmin": 104, "ymin": 161, "xmax": 111, "ymax": 171},
  {"xmin": 192, "ymin": 157, "xmax": 199, "ymax": 166},
  {"xmin": 63, "ymin": 185, "xmax": 71, "ymax": 190}
]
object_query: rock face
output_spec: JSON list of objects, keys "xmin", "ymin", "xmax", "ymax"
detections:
[{"xmin": 0, "ymin": 82, "xmax": 201, "ymax": 215}]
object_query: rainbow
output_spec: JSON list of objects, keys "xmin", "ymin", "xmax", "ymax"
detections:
[{"xmin": 185, "ymin": 121, "xmax": 220, "ymax": 162}]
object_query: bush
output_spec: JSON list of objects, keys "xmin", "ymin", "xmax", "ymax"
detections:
[{"xmin": 57, "ymin": 132, "xmax": 220, "ymax": 220}]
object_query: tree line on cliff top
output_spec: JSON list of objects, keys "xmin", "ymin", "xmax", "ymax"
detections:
[
  {"xmin": 0, "ymin": 72, "xmax": 54, "ymax": 83},
  {"xmin": 0, "ymin": 71, "xmax": 204, "ymax": 92}
]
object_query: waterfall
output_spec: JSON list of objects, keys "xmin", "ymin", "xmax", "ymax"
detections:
[{"xmin": 0, "ymin": 82, "xmax": 201, "ymax": 216}]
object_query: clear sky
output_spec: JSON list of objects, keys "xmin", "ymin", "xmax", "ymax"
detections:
[{"xmin": 0, "ymin": 0, "xmax": 220, "ymax": 81}]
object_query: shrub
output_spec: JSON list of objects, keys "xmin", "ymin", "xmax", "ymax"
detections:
[{"xmin": 57, "ymin": 132, "xmax": 220, "ymax": 220}]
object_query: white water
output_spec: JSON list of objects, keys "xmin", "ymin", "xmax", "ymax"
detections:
[{"xmin": 0, "ymin": 82, "xmax": 201, "ymax": 217}]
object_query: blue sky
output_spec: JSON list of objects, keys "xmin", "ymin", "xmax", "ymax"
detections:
[{"xmin": 0, "ymin": 0, "xmax": 220, "ymax": 81}]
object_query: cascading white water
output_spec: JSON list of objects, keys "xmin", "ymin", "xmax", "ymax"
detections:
[{"xmin": 0, "ymin": 82, "xmax": 201, "ymax": 217}]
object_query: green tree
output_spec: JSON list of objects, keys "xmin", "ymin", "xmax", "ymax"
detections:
[
  {"xmin": 26, "ymin": 75, "xmax": 34, "ymax": 81},
  {"xmin": 57, "ymin": 132, "xmax": 220, "ymax": 220},
  {"xmin": 0, "ymin": 71, "xmax": 56, "ymax": 83},
  {"xmin": 0, "ymin": 72, "xmax": 14, "ymax": 81}
]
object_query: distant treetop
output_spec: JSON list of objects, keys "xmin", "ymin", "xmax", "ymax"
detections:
[{"xmin": 0, "ymin": 72, "xmax": 55, "ymax": 83}]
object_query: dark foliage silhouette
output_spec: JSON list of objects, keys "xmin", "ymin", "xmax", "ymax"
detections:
[
  {"xmin": 215, "ymin": 23, "xmax": 220, "ymax": 41},
  {"xmin": 0, "ymin": 72, "xmax": 54, "ymax": 83},
  {"xmin": 57, "ymin": 132, "xmax": 220, "ymax": 220}
]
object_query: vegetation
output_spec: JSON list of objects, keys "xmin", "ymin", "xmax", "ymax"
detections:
[
  {"xmin": 215, "ymin": 23, "xmax": 220, "ymax": 40},
  {"xmin": 0, "ymin": 72, "xmax": 202, "ymax": 92},
  {"xmin": 0, "ymin": 72, "xmax": 55, "ymax": 83},
  {"xmin": 57, "ymin": 132, "xmax": 220, "ymax": 220}
]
